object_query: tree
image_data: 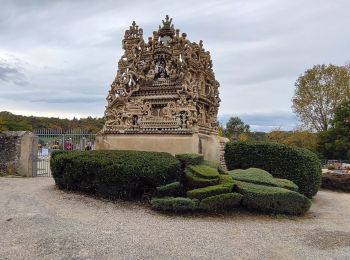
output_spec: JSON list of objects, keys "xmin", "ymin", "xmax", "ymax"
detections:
[
  {"xmin": 267, "ymin": 128, "xmax": 318, "ymax": 153},
  {"xmin": 317, "ymin": 101, "xmax": 350, "ymax": 160},
  {"xmin": 224, "ymin": 117, "xmax": 250, "ymax": 140},
  {"xmin": 292, "ymin": 64, "xmax": 350, "ymax": 132}
]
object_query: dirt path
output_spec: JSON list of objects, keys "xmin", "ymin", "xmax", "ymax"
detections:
[{"xmin": 0, "ymin": 177, "xmax": 350, "ymax": 260}]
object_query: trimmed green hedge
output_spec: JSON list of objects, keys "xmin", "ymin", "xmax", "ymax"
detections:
[
  {"xmin": 322, "ymin": 172, "xmax": 350, "ymax": 192},
  {"xmin": 187, "ymin": 184, "xmax": 234, "ymax": 200},
  {"xmin": 156, "ymin": 182, "xmax": 185, "ymax": 197},
  {"xmin": 199, "ymin": 193, "xmax": 242, "ymax": 211},
  {"xmin": 185, "ymin": 170, "xmax": 220, "ymax": 188},
  {"xmin": 188, "ymin": 165, "xmax": 220, "ymax": 179},
  {"xmin": 50, "ymin": 150, "xmax": 181, "ymax": 199},
  {"xmin": 224, "ymin": 142, "xmax": 322, "ymax": 198},
  {"xmin": 228, "ymin": 168, "xmax": 298, "ymax": 191},
  {"xmin": 175, "ymin": 153, "xmax": 203, "ymax": 168},
  {"xmin": 235, "ymin": 181, "xmax": 311, "ymax": 215},
  {"xmin": 150, "ymin": 197, "xmax": 199, "ymax": 212}
]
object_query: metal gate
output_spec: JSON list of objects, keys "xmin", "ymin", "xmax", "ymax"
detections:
[{"xmin": 32, "ymin": 129, "xmax": 96, "ymax": 177}]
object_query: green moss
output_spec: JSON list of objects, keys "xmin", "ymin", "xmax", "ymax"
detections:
[
  {"xmin": 235, "ymin": 181, "xmax": 311, "ymax": 215},
  {"xmin": 150, "ymin": 197, "xmax": 199, "ymax": 212},
  {"xmin": 199, "ymin": 193, "xmax": 242, "ymax": 211},
  {"xmin": 187, "ymin": 184, "xmax": 234, "ymax": 200}
]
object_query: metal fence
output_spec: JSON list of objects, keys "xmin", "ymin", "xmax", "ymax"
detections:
[{"xmin": 33, "ymin": 129, "xmax": 96, "ymax": 177}]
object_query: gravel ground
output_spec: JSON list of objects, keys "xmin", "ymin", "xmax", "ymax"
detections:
[{"xmin": 0, "ymin": 177, "xmax": 350, "ymax": 260}]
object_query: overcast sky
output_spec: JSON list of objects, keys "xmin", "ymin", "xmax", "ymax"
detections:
[{"xmin": 0, "ymin": 0, "xmax": 349, "ymax": 131}]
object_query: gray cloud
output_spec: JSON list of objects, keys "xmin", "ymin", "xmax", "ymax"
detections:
[
  {"xmin": 0, "ymin": 59, "xmax": 27, "ymax": 85},
  {"xmin": 0, "ymin": 0, "xmax": 349, "ymax": 129}
]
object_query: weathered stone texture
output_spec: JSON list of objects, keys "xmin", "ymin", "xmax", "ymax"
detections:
[{"xmin": 0, "ymin": 131, "xmax": 37, "ymax": 176}]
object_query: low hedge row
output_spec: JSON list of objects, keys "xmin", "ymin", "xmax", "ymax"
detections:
[
  {"xmin": 228, "ymin": 168, "xmax": 298, "ymax": 191},
  {"xmin": 185, "ymin": 170, "xmax": 220, "ymax": 188},
  {"xmin": 235, "ymin": 181, "xmax": 311, "ymax": 215},
  {"xmin": 186, "ymin": 184, "xmax": 234, "ymax": 200},
  {"xmin": 224, "ymin": 141, "xmax": 322, "ymax": 198},
  {"xmin": 199, "ymin": 193, "xmax": 242, "ymax": 211},
  {"xmin": 50, "ymin": 150, "xmax": 181, "ymax": 199},
  {"xmin": 156, "ymin": 182, "xmax": 185, "ymax": 197},
  {"xmin": 150, "ymin": 197, "xmax": 199, "ymax": 212},
  {"xmin": 188, "ymin": 165, "xmax": 220, "ymax": 179}
]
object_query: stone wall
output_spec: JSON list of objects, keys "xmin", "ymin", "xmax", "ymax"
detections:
[
  {"xmin": 0, "ymin": 131, "xmax": 37, "ymax": 176},
  {"xmin": 219, "ymin": 137, "xmax": 229, "ymax": 170}
]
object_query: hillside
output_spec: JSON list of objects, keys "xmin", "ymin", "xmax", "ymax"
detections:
[{"xmin": 0, "ymin": 111, "xmax": 104, "ymax": 133}]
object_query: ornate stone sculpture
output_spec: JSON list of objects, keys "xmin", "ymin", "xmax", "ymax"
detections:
[{"xmin": 102, "ymin": 15, "xmax": 220, "ymax": 135}]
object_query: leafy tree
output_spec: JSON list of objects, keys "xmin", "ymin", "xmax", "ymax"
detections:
[
  {"xmin": 317, "ymin": 101, "xmax": 350, "ymax": 160},
  {"xmin": 292, "ymin": 64, "xmax": 350, "ymax": 132},
  {"xmin": 267, "ymin": 129, "xmax": 318, "ymax": 153},
  {"xmin": 224, "ymin": 116, "xmax": 250, "ymax": 140}
]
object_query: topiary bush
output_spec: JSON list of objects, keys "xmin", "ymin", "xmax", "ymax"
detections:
[
  {"xmin": 188, "ymin": 165, "xmax": 220, "ymax": 179},
  {"xmin": 175, "ymin": 153, "xmax": 204, "ymax": 168},
  {"xmin": 156, "ymin": 182, "xmax": 185, "ymax": 197},
  {"xmin": 185, "ymin": 170, "xmax": 220, "ymax": 189},
  {"xmin": 186, "ymin": 184, "xmax": 234, "ymax": 200},
  {"xmin": 50, "ymin": 150, "xmax": 181, "ymax": 199},
  {"xmin": 228, "ymin": 168, "xmax": 298, "ymax": 191},
  {"xmin": 235, "ymin": 181, "xmax": 311, "ymax": 215},
  {"xmin": 199, "ymin": 193, "xmax": 242, "ymax": 211},
  {"xmin": 150, "ymin": 197, "xmax": 199, "ymax": 212},
  {"xmin": 224, "ymin": 142, "xmax": 322, "ymax": 198},
  {"xmin": 322, "ymin": 172, "xmax": 350, "ymax": 192}
]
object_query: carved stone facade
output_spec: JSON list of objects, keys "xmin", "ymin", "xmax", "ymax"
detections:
[
  {"xmin": 102, "ymin": 15, "xmax": 220, "ymax": 135},
  {"xmin": 98, "ymin": 16, "xmax": 226, "ymax": 163}
]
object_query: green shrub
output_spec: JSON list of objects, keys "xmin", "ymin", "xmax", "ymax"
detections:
[
  {"xmin": 224, "ymin": 141, "xmax": 322, "ymax": 198},
  {"xmin": 228, "ymin": 168, "xmax": 298, "ymax": 191},
  {"xmin": 274, "ymin": 178, "xmax": 298, "ymax": 191},
  {"xmin": 322, "ymin": 172, "xmax": 350, "ymax": 192},
  {"xmin": 156, "ymin": 182, "xmax": 185, "ymax": 197},
  {"xmin": 50, "ymin": 150, "xmax": 181, "ymax": 199},
  {"xmin": 185, "ymin": 170, "xmax": 219, "ymax": 188},
  {"xmin": 235, "ymin": 181, "xmax": 311, "ymax": 215},
  {"xmin": 199, "ymin": 193, "xmax": 242, "ymax": 211},
  {"xmin": 150, "ymin": 197, "xmax": 199, "ymax": 212},
  {"xmin": 187, "ymin": 184, "xmax": 234, "ymax": 200},
  {"xmin": 175, "ymin": 153, "xmax": 203, "ymax": 168},
  {"xmin": 188, "ymin": 165, "xmax": 220, "ymax": 179},
  {"xmin": 219, "ymin": 174, "xmax": 235, "ymax": 184},
  {"xmin": 202, "ymin": 160, "xmax": 227, "ymax": 174}
]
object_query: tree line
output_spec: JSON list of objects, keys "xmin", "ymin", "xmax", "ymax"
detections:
[{"xmin": 0, "ymin": 111, "xmax": 104, "ymax": 133}]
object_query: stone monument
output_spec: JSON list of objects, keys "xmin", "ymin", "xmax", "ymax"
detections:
[{"xmin": 96, "ymin": 15, "xmax": 227, "ymax": 162}]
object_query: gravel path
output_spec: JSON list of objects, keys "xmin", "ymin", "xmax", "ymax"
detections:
[{"xmin": 1, "ymin": 177, "xmax": 350, "ymax": 260}]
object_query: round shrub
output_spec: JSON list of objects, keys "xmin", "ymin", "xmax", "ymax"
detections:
[
  {"xmin": 50, "ymin": 150, "xmax": 181, "ymax": 199},
  {"xmin": 224, "ymin": 142, "xmax": 322, "ymax": 198}
]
